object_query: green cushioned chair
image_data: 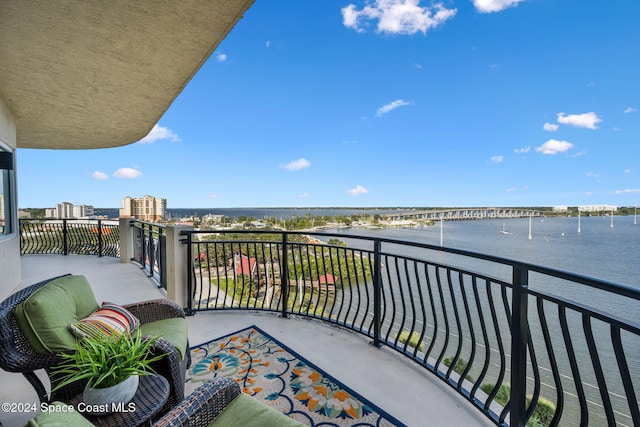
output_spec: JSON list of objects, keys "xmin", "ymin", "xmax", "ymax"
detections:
[
  {"xmin": 208, "ymin": 393, "xmax": 305, "ymax": 427},
  {"xmin": 26, "ymin": 379, "xmax": 305, "ymax": 427},
  {"xmin": 24, "ymin": 402, "xmax": 94, "ymax": 427},
  {"xmin": 0, "ymin": 274, "xmax": 190, "ymax": 418}
]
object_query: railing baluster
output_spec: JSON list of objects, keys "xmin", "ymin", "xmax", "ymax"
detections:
[
  {"xmin": 510, "ymin": 264, "xmax": 529, "ymax": 427},
  {"xmin": 469, "ymin": 278, "xmax": 491, "ymax": 400},
  {"xmin": 62, "ymin": 219, "xmax": 68, "ymax": 255},
  {"xmin": 434, "ymin": 266, "xmax": 451, "ymax": 375},
  {"xmin": 458, "ymin": 272, "xmax": 476, "ymax": 391},
  {"xmin": 372, "ymin": 239, "xmax": 382, "ymax": 348},
  {"xmin": 559, "ymin": 306, "xmax": 588, "ymax": 426},
  {"xmin": 97, "ymin": 219, "xmax": 103, "ymax": 257},
  {"xmin": 185, "ymin": 231, "xmax": 193, "ymax": 315},
  {"xmin": 281, "ymin": 233, "xmax": 289, "ymax": 317},
  {"xmin": 583, "ymin": 315, "xmax": 616, "ymax": 424},
  {"xmin": 536, "ymin": 297, "xmax": 563, "ymax": 427},
  {"xmin": 611, "ymin": 325, "xmax": 640, "ymax": 426}
]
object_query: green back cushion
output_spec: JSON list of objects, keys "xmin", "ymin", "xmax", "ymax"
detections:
[
  {"xmin": 208, "ymin": 393, "xmax": 305, "ymax": 427},
  {"xmin": 14, "ymin": 275, "xmax": 99, "ymax": 354},
  {"xmin": 25, "ymin": 401, "xmax": 94, "ymax": 427},
  {"xmin": 139, "ymin": 317, "xmax": 188, "ymax": 360}
]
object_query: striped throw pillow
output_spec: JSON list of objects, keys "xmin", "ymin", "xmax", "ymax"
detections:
[{"xmin": 70, "ymin": 302, "xmax": 140, "ymax": 339}]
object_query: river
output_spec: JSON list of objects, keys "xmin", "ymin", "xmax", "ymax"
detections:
[
  {"xmin": 319, "ymin": 216, "xmax": 640, "ymax": 426},
  {"xmin": 326, "ymin": 215, "xmax": 640, "ymax": 290}
]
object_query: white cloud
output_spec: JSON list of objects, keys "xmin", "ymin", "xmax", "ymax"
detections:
[
  {"xmin": 347, "ymin": 185, "xmax": 369, "ymax": 196},
  {"xmin": 614, "ymin": 188, "xmax": 640, "ymax": 194},
  {"xmin": 92, "ymin": 171, "xmax": 108, "ymax": 180},
  {"xmin": 207, "ymin": 194, "xmax": 219, "ymax": 200},
  {"xmin": 506, "ymin": 187, "xmax": 517, "ymax": 192},
  {"xmin": 535, "ymin": 139, "xmax": 574, "ymax": 155},
  {"xmin": 216, "ymin": 53, "xmax": 227, "ymax": 62},
  {"xmin": 376, "ymin": 99, "xmax": 412, "ymax": 117},
  {"xmin": 557, "ymin": 112, "xmax": 602, "ymax": 130},
  {"xmin": 342, "ymin": 0, "xmax": 457, "ymax": 35},
  {"xmin": 473, "ymin": 0, "xmax": 525, "ymax": 13},
  {"xmin": 138, "ymin": 124, "xmax": 180, "ymax": 144},
  {"xmin": 281, "ymin": 158, "xmax": 311, "ymax": 171},
  {"xmin": 491, "ymin": 155, "xmax": 504, "ymax": 163},
  {"xmin": 613, "ymin": 126, "xmax": 623, "ymax": 132},
  {"xmin": 114, "ymin": 167, "xmax": 142, "ymax": 178},
  {"xmin": 514, "ymin": 147, "xmax": 530, "ymax": 154},
  {"xmin": 543, "ymin": 122, "xmax": 559, "ymax": 132},
  {"xmin": 297, "ymin": 192, "xmax": 309, "ymax": 199},
  {"xmin": 624, "ymin": 169, "xmax": 632, "ymax": 174},
  {"xmin": 624, "ymin": 107, "xmax": 636, "ymax": 113}
]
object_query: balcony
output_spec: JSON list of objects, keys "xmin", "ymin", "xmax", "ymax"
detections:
[
  {"xmin": 5, "ymin": 219, "xmax": 640, "ymax": 426},
  {"xmin": 2, "ymin": 254, "xmax": 488, "ymax": 427}
]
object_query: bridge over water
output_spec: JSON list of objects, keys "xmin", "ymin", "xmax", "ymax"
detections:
[{"xmin": 383, "ymin": 208, "xmax": 543, "ymax": 221}]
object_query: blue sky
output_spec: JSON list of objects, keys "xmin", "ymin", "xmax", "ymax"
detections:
[{"xmin": 18, "ymin": 0, "xmax": 640, "ymax": 209}]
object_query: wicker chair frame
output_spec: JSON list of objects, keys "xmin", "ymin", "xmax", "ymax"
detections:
[
  {"xmin": 153, "ymin": 377, "xmax": 241, "ymax": 427},
  {"xmin": 0, "ymin": 274, "xmax": 190, "ymax": 416}
]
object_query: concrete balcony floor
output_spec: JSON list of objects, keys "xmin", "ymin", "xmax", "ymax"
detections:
[{"xmin": 1, "ymin": 255, "xmax": 494, "ymax": 426}]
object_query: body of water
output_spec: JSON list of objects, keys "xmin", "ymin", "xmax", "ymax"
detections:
[
  {"xmin": 322, "ymin": 216, "xmax": 640, "ymax": 426},
  {"xmin": 99, "ymin": 206, "xmax": 639, "ymax": 289},
  {"xmin": 329, "ymin": 215, "xmax": 640, "ymax": 290},
  {"xmin": 94, "ymin": 207, "xmax": 403, "ymax": 220}
]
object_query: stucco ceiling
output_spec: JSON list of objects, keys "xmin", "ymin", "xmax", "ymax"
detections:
[{"xmin": 0, "ymin": 0, "xmax": 254, "ymax": 149}]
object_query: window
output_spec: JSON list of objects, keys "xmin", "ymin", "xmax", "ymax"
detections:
[{"xmin": 0, "ymin": 146, "xmax": 15, "ymax": 237}]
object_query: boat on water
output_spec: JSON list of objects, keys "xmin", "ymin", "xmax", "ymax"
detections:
[{"xmin": 500, "ymin": 221, "xmax": 512, "ymax": 235}]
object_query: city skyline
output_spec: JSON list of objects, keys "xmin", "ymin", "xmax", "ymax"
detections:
[{"xmin": 17, "ymin": 0, "xmax": 640, "ymax": 208}]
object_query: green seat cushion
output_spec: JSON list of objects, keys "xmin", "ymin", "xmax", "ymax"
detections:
[
  {"xmin": 14, "ymin": 275, "xmax": 99, "ymax": 354},
  {"xmin": 25, "ymin": 401, "xmax": 94, "ymax": 427},
  {"xmin": 139, "ymin": 317, "xmax": 188, "ymax": 360},
  {"xmin": 209, "ymin": 393, "xmax": 305, "ymax": 427}
]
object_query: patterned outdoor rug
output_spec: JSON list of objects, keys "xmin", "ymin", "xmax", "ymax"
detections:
[{"xmin": 186, "ymin": 325, "xmax": 405, "ymax": 427}]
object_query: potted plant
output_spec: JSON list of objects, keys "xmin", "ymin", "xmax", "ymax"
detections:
[{"xmin": 51, "ymin": 330, "xmax": 164, "ymax": 412}]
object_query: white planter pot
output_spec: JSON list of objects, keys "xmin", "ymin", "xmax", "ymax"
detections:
[{"xmin": 82, "ymin": 375, "xmax": 139, "ymax": 413}]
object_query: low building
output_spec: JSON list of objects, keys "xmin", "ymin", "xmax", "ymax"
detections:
[{"xmin": 578, "ymin": 205, "xmax": 618, "ymax": 212}]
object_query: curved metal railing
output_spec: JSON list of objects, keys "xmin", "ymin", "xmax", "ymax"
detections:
[
  {"xmin": 130, "ymin": 220, "xmax": 167, "ymax": 289},
  {"xmin": 182, "ymin": 229, "xmax": 640, "ymax": 427},
  {"xmin": 19, "ymin": 219, "xmax": 119, "ymax": 257}
]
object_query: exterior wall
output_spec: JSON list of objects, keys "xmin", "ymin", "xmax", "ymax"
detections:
[{"xmin": 0, "ymin": 97, "xmax": 20, "ymax": 299}]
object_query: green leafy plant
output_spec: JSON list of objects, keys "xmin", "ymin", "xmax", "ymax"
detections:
[
  {"xmin": 480, "ymin": 383, "xmax": 556, "ymax": 427},
  {"xmin": 51, "ymin": 331, "xmax": 164, "ymax": 390},
  {"xmin": 443, "ymin": 357, "xmax": 473, "ymax": 381},
  {"xmin": 395, "ymin": 330, "xmax": 425, "ymax": 351}
]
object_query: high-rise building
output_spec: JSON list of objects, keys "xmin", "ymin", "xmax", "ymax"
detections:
[
  {"xmin": 46, "ymin": 202, "xmax": 94, "ymax": 219},
  {"xmin": 120, "ymin": 195, "xmax": 166, "ymax": 221}
]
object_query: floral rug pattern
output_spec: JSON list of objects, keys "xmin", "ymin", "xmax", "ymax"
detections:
[{"xmin": 186, "ymin": 325, "xmax": 405, "ymax": 426}]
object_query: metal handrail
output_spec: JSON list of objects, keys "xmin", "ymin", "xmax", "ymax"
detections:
[
  {"xmin": 19, "ymin": 218, "xmax": 119, "ymax": 257},
  {"xmin": 181, "ymin": 229, "xmax": 640, "ymax": 427},
  {"xmin": 130, "ymin": 220, "xmax": 167, "ymax": 289}
]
